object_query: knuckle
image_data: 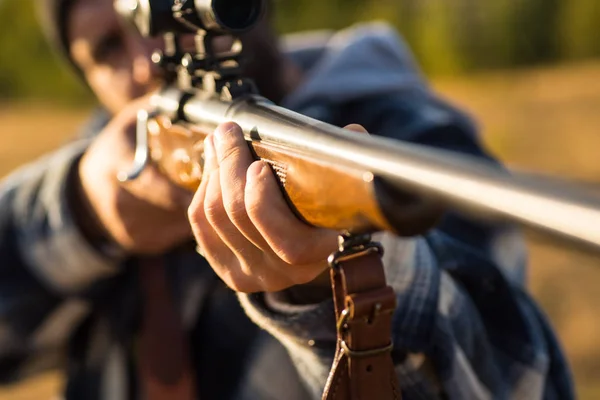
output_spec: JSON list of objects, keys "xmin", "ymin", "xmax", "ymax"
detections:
[
  {"xmin": 223, "ymin": 276, "xmax": 247, "ymax": 292},
  {"xmin": 187, "ymin": 199, "xmax": 203, "ymax": 226},
  {"xmin": 203, "ymin": 192, "xmax": 226, "ymax": 225},
  {"xmin": 204, "ymin": 199, "xmax": 226, "ymax": 224},
  {"xmin": 238, "ymin": 260, "xmax": 254, "ymax": 277},
  {"xmin": 224, "ymin": 197, "xmax": 248, "ymax": 223},
  {"xmin": 187, "ymin": 203, "xmax": 197, "ymax": 223},
  {"xmin": 217, "ymin": 122, "xmax": 241, "ymax": 137},
  {"xmin": 218, "ymin": 144, "xmax": 243, "ymax": 165},
  {"xmin": 276, "ymin": 242, "xmax": 313, "ymax": 266},
  {"xmin": 226, "ymin": 275, "xmax": 259, "ymax": 293}
]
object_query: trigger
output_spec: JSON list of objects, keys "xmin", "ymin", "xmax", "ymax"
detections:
[{"xmin": 117, "ymin": 109, "xmax": 159, "ymax": 182}]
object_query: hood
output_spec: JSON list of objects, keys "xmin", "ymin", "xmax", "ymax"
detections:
[
  {"xmin": 37, "ymin": 0, "xmax": 80, "ymax": 76},
  {"xmin": 281, "ymin": 22, "xmax": 427, "ymax": 111}
]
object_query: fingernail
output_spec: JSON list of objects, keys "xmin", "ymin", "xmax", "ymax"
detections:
[
  {"xmin": 213, "ymin": 126, "xmax": 225, "ymax": 147},
  {"xmin": 247, "ymin": 161, "xmax": 269, "ymax": 185},
  {"xmin": 203, "ymin": 135, "xmax": 215, "ymax": 167},
  {"xmin": 255, "ymin": 161, "xmax": 268, "ymax": 175},
  {"xmin": 213, "ymin": 123, "xmax": 237, "ymax": 149}
]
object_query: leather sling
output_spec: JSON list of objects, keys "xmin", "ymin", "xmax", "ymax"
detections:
[
  {"xmin": 322, "ymin": 234, "xmax": 401, "ymax": 400},
  {"xmin": 138, "ymin": 256, "xmax": 197, "ymax": 400}
]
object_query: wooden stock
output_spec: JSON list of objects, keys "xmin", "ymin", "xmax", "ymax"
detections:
[{"xmin": 148, "ymin": 116, "xmax": 441, "ymax": 235}]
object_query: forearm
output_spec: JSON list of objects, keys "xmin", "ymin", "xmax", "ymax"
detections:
[
  {"xmin": 238, "ymin": 235, "xmax": 431, "ymax": 398},
  {"xmin": 238, "ymin": 232, "xmax": 574, "ymax": 399},
  {"xmin": 0, "ymin": 142, "xmax": 108, "ymax": 381},
  {"xmin": 4, "ymin": 139, "xmax": 124, "ymax": 294}
]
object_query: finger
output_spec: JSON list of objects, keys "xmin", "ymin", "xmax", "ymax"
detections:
[
  {"xmin": 113, "ymin": 101, "xmax": 195, "ymax": 210},
  {"xmin": 344, "ymin": 124, "xmax": 369, "ymax": 134},
  {"xmin": 112, "ymin": 97, "xmax": 155, "ymax": 151},
  {"xmin": 114, "ymin": 135, "xmax": 193, "ymax": 210},
  {"xmin": 203, "ymin": 167, "xmax": 267, "ymax": 275},
  {"xmin": 203, "ymin": 134, "xmax": 219, "ymax": 175},
  {"xmin": 245, "ymin": 161, "xmax": 338, "ymax": 266},
  {"xmin": 191, "ymin": 136, "xmax": 237, "ymax": 259},
  {"xmin": 189, "ymin": 135, "xmax": 222, "ymax": 256},
  {"xmin": 128, "ymin": 165, "xmax": 194, "ymax": 210},
  {"xmin": 213, "ymin": 122, "xmax": 269, "ymax": 249},
  {"xmin": 112, "ymin": 96, "xmax": 153, "ymax": 129},
  {"xmin": 201, "ymin": 162, "xmax": 298, "ymax": 289},
  {"xmin": 188, "ymin": 169, "xmax": 261, "ymax": 293}
]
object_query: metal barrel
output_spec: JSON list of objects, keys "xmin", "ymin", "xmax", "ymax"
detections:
[{"xmin": 154, "ymin": 87, "xmax": 600, "ymax": 252}]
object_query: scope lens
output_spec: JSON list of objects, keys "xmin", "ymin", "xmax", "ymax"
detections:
[{"xmin": 213, "ymin": 0, "xmax": 263, "ymax": 31}]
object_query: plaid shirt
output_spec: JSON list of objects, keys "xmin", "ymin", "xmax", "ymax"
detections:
[{"xmin": 0, "ymin": 24, "xmax": 574, "ymax": 399}]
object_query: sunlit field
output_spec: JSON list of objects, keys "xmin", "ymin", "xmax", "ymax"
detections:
[{"xmin": 1, "ymin": 61, "xmax": 600, "ymax": 399}]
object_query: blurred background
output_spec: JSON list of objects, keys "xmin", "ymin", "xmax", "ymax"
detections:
[{"xmin": 1, "ymin": 0, "xmax": 600, "ymax": 398}]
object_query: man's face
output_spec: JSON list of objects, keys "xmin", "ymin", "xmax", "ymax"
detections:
[
  {"xmin": 67, "ymin": 0, "xmax": 281, "ymax": 112},
  {"xmin": 68, "ymin": 0, "xmax": 164, "ymax": 114}
]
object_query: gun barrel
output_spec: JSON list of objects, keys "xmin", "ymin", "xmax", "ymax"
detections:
[{"xmin": 153, "ymin": 87, "xmax": 600, "ymax": 252}]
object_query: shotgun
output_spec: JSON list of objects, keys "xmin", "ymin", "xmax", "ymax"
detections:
[{"xmin": 115, "ymin": 0, "xmax": 600, "ymax": 253}]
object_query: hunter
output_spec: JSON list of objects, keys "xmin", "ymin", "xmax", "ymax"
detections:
[{"xmin": 0, "ymin": 0, "xmax": 574, "ymax": 398}]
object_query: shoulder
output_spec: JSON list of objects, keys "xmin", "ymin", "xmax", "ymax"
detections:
[{"xmin": 75, "ymin": 108, "xmax": 110, "ymax": 139}]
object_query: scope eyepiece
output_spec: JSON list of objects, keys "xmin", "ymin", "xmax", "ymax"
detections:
[{"xmin": 115, "ymin": 0, "xmax": 265, "ymax": 37}]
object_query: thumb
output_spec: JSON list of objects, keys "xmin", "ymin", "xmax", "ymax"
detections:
[{"xmin": 344, "ymin": 123, "xmax": 369, "ymax": 134}]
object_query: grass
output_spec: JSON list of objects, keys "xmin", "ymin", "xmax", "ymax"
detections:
[{"xmin": 1, "ymin": 60, "xmax": 600, "ymax": 398}]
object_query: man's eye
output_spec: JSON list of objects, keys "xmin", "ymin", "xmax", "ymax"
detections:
[{"xmin": 93, "ymin": 34, "xmax": 123, "ymax": 62}]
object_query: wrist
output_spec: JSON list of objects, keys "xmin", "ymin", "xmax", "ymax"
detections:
[
  {"xmin": 67, "ymin": 156, "xmax": 125, "ymax": 258},
  {"xmin": 276, "ymin": 270, "xmax": 332, "ymax": 305}
]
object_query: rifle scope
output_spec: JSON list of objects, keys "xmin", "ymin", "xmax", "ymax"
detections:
[{"xmin": 115, "ymin": 0, "xmax": 265, "ymax": 37}]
